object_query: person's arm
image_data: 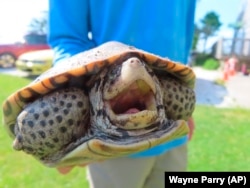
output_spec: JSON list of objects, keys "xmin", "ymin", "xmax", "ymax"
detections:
[
  {"xmin": 184, "ymin": 0, "xmax": 196, "ymax": 64},
  {"xmin": 48, "ymin": 0, "xmax": 95, "ymax": 65}
]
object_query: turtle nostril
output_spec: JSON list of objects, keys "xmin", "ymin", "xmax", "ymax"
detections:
[
  {"xmin": 127, "ymin": 58, "xmax": 141, "ymax": 67},
  {"xmin": 130, "ymin": 58, "xmax": 139, "ymax": 64}
]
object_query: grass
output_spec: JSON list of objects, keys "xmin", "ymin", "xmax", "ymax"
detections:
[
  {"xmin": 189, "ymin": 106, "xmax": 250, "ymax": 171},
  {"xmin": 0, "ymin": 74, "xmax": 250, "ymax": 187}
]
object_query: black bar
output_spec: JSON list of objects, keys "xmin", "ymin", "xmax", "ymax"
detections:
[{"xmin": 165, "ymin": 172, "xmax": 249, "ymax": 187}]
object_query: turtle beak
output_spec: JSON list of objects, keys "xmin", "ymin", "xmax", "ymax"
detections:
[{"xmin": 103, "ymin": 57, "xmax": 156, "ymax": 100}]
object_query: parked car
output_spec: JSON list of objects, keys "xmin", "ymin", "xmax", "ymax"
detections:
[
  {"xmin": 16, "ymin": 49, "xmax": 53, "ymax": 75},
  {"xmin": 0, "ymin": 33, "xmax": 50, "ymax": 68}
]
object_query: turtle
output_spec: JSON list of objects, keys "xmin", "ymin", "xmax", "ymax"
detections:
[{"xmin": 2, "ymin": 41, "xmax": 196, "ymax": 168}]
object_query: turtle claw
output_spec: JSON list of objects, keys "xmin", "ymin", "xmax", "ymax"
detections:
[{"xmin": 13, "ymin": 135, "xmax": 23, "ymax": 151}]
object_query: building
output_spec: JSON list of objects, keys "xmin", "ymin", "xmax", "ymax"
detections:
[{"xmin": 215, "ymin": 0, "xmax": 250, "ymax": 69}]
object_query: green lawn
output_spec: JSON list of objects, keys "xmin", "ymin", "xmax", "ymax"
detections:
[
  {"xmin": 189, "ymin": 106, "xmax": 250, "ymax": 171},
  {"xmin": 0, "ymin": 74, "xmax": 250, "ymax": 187}
]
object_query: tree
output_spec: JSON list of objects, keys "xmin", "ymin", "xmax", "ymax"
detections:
[
  {"xmin": 192, "ymin": 23, "xmax": 200, "ymax": 50},
  {"xmin": 200, "ymin": 11, "xmax": 222, "ymax": 52},
  {"xmin": 27, "ymin": 11, "xmax": 48, "ymax": 35}
]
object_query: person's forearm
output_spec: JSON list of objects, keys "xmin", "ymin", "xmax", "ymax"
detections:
[{"xmin": 48, "ymin": 0, "xmax": 95, "ymax": 64}]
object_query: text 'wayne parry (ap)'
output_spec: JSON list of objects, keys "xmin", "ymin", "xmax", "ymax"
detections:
[{"xmin": 165, "ymin": 172, "xmax": 248, "ymax": 187}]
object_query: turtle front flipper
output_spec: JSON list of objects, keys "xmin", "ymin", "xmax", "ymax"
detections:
[{"xmin": 12, "ymin": 88, "xmax": 90, "ymax": 160}]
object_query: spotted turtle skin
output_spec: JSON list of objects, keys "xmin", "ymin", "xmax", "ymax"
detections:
[{"xmin": 2, "ymin": 41, "xmax": 195, "ymax": 167}]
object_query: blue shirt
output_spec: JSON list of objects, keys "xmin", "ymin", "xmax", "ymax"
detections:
[{"xmin": 48, "ymin": 0, "xmax": 196, "ymax": 157}]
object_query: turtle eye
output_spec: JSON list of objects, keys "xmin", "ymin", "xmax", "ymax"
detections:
[{"xmin": 108, "ymin": 65, "xmax": 121, "ymax": 83}]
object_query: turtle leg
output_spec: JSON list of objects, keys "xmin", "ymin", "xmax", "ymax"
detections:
[
  {"xmin": 12, "ymin": 87, "xmax": 90, "ymax": 160},
  {"xmin": 160, "ymin": 77, "xmax": 195, "ymax": 120}
]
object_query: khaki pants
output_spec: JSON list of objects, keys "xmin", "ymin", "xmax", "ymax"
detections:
[{"xmin": 87, "ymin": 144, "xmax": 187, "ymax": 188}]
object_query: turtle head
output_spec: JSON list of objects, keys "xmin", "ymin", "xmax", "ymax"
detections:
[
  {"xmin": 89, "ymin": 55, "xmax": 195, "ymax": 138},
  {"xmin": 90, "ymin": 57, "xmax": 166, "ymax": 137},
  {"xmin": 106, "ymin": 57, "xmax": 163, "ymax": 127}
]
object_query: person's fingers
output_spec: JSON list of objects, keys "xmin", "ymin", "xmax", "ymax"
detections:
[
  {"xmin": 57, "ymin": 166, "xmax": 74, "ymax": 174},
  {"xmin": 187, "ymin": 117, "xmax": 195, "ymax": 140},
  {"xmin": 78, "ymin": 163, "xmax": 87, "ymax": 167},
  {"xmin": 56, "ymin": 163, "xmax": 88, "ymax": 174}
]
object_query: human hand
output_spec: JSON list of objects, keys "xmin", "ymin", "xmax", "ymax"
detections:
[
  {"xmin": 187, "ymin": 117, "xmax": 195, "ymax": 140},
  {"xmin": 57, "ymin": 164, "xmax": 87, "ymax": 174}
]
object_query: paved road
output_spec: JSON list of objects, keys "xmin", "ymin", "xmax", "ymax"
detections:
[
  {"xmin": 194, "ymin": 67, "xmax": 250, "ymax": 109},
  {"xmin": 0, "ymin": 67, "xmax": 29, "ymax": 77},
  {"xmin": 225, "ymin": 74, "xmax": 250, "ymax": 109}
]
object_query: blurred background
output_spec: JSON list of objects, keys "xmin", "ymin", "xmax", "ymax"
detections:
[
  {"xmin": 0, "ymin": 0, "xmax": 250, "ymax": 75},
  {"xmin": 0, "ymin": 0, "xmax": 250, "ymax": 188}
]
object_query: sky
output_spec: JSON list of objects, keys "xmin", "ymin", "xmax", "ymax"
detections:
[
  {"xmin": 0, "ymin": 0, "xmax": 47, "ymax": 43},
  {"xmin": 195, "ymin": 0, "xmax": 244, "ymax": 35},
  {"xmin": 0, "ymin": 0, "xmax": 246, "ymax": 51},
  {"xmin": 195, "ymin": 0, "xmax": 246, "ymax": 50}
]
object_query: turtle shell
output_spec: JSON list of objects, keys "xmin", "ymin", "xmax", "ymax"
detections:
[{"xmin": 2, "ymin": 41, "xmax": 195, "ymax": 167}]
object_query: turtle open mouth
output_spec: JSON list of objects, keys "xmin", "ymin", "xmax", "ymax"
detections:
[
  {"xmin": 109, "ymin": 80, "xmax": 156, "ymax": 115},
  {"xmin": 104, "ymin": 79, "xmax": 158, "ymax": 130}
]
